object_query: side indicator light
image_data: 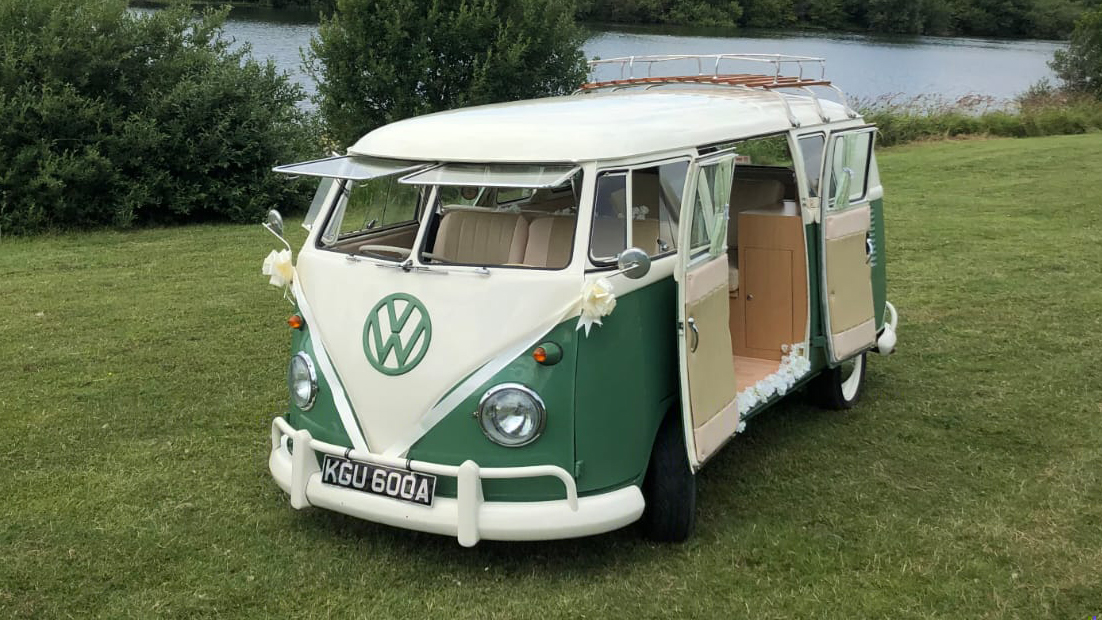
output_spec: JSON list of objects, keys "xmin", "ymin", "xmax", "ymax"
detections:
[
  {"xmin": 533, "ymin": 342, "xmax": 563, "ymax": 365},
  {"xmin": 287, "ymin": 314, "xmax": 304, "ymax": 329}
]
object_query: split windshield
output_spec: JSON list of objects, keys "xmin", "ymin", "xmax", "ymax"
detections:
[{"xmin": 314, "ymin": 160, "xmax": 582, "ymax": 270}]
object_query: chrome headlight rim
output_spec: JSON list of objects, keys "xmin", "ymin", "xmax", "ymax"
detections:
[
  {"xmin": 288, "ymin": 352, "xmax": 318, "ymax": 411},
  {"xmin": 476, "ymin": 383, "xmax": 546, "ymax": 448}
]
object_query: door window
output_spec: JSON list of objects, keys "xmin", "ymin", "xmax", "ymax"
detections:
[
  {"xmin": 688, "ymin": 156, "xmax": 735, "ymax": 259},
  {"xmin": 827, "ymin": 132, "xmax": 873, "ymax": 211}
]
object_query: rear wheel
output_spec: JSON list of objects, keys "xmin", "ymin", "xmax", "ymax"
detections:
[
  {"xmin": 813, "ymin": 352, "xmax": 866, "ymax": 410},
  {"xmin": 641, "ymin": 413, "xmax": 696, "ymax": 542}
]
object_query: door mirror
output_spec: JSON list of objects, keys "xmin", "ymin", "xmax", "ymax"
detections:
[
  {"xmin": 617, "ymin": 247, "xmax": 651, "ymax": 279},
  {"xmin": 265, "ymin": 209, "xmax": 285, "ymax": 238}
]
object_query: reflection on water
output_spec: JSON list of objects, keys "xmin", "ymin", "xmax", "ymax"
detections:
[{"xmin": 131, "ymin": 5, "xmax": 1064, "ymax": 105}]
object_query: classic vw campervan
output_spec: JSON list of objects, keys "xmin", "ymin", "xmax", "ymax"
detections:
[{"xmin": 262, "ymin": 54, "xmax": 899, "ymax": 546}]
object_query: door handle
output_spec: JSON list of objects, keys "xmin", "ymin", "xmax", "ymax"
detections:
[
  {"xmin": 865, "ymin": 236, "xmax": 874, "ymax": 264},
  {"xmin": 688, "ymin": 317, "xmax": 699, "ymax": 353}
]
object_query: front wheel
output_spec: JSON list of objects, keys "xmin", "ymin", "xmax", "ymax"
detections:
[
  {"xmin": 641, "ymin": 413, "xmax": 696, "ymax": 542},
  {"xmin": 813, "ymin": 352, "xmax": 867, "ymax": 410}
]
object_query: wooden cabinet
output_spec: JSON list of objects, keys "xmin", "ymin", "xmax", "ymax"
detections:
[{"xmin": 729, "ymin": 210, "xmax": 808, "ymax": 361}]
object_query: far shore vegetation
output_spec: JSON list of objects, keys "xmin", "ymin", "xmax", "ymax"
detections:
[{"xmin": 131, "ymin": 0, "xmax": 1101, "ymax": 39}]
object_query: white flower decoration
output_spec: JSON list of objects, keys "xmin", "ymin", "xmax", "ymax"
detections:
[
  {"xmin": 576, "ymin": 278, "xmax": 617, "ymax": 336},
  {"xmin": 735, "ymin": 342, "xmax": 812, "ymax": 415},
  {"xmin": 262, "ymin": 249, "xmax": 294, "ymax": 288}
]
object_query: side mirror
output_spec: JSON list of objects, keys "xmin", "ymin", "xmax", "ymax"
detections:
[
  {"xmin": 265, "ymin": 209, "xmax": 285, "ymax": 238},
  {"xmin": 617, "ymin": 247, "xmax": 651, "ymax": 280}
]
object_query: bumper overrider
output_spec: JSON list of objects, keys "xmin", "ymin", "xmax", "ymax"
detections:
[{"xmin": 269, "ymin": 416, "xmax": 644, "ymax": 546}]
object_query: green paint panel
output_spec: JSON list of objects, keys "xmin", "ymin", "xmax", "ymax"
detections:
[
  {"xmin": 574, "ymin": 277, "xmax": 679, "ymax": 494},
  {"xmin": 407, "ymin": 321, "xmax": 579, "ymax": 502},
  {"xmin": 870, "ymin": 197, "xmax": 889, "ymax": 329},
  {"xmin": 285, "ymin": 325, "xmax": 355, "ymax": 450}
]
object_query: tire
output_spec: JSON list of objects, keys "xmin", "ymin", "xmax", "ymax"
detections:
[
  {"xmin": 641, "ymin": 412, "xmax": 696, "ymax": 542},
  {"xmin": 813, "ymin": 352, "xmax": 867, "ymax": 410}
]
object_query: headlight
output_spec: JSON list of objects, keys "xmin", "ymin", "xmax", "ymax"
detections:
[
  {"xmin": 288, "ymin": 352, "xmax": 317, "ymax": 410},
  {"xmin": 477, "ymin": 383, "xmax": 546, "ymax": 447}
]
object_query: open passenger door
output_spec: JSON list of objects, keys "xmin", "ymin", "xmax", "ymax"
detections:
[
  {"xmin": 820, "ymin": 129, "xmax": 877, "ymax": 362},
  {"xmin": 676, "ymin": 152, "xmax": 740, "ymax": 469}
]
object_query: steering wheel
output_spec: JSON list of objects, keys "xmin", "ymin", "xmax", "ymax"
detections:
[{"xmin": 357, "ymin": 244, "xmax": 412, "ymax": 260}]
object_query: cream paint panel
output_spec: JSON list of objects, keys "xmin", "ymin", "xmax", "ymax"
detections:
[
  {"xmin": 825, "ymin": 232, "xmax": 874, "ymax": 333},
  {"xmin": 295, "ymin": 250, "xmax": 582, "ymax": 455},
  {"xmin": 684, "ymin": 257, "xmax": 738, "ymax": 430},
  {"xmin": 692, "ymin": 398, "xmax": 739, "ymax": 463},
  {"xmin": 832, "ymin": 318, "xmax": 876, "ymax": 360},
  {"xmin": 824, "ymin": 204, "xmax": 870, "ymax": 240}
]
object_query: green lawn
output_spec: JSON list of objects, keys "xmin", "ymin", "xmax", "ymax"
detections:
[{"xmin": 2, "ymin": 134, "xmax": 1101, "ymax": 618}]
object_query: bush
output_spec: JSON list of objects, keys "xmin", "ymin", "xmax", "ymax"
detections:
[
  {"xmin": 0, "ymin": 0, "xmax": 315, "ymax": 236},
  {"xmin": 1051, "ymin": 6, "xmax": 1102, "ymax": 99},
  {"xmin": 307, "ymin": 0, "xmax": 589, "ymax": 147},
  {"xmin": 858, "ymin": 92, "xmax": 1102, "ymax": 147}
]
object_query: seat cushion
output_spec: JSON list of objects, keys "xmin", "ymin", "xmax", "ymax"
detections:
[
  {"xmin": 523, "ymin": 216, "xmax": 576, "ymax": 268},
  {"xmin": 434, "ymin": 210, "xmax": 528, "ymax": 265}
]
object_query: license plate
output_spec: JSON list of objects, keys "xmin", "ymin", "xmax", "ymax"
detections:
[{"xmin": 320, "ymin": 455, "xmax": 436, "ymax": 507}]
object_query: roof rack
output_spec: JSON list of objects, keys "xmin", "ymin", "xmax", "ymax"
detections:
[{"xmin": 578, "ymin": 54, "xmax": 857, "ymax": 126}]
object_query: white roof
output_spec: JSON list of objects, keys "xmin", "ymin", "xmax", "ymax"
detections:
[{"xmin": 348, "ymin": 90, "xmax": 856, "ymax": 163}]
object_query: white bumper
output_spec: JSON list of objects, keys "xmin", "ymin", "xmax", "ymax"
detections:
[
  {"xmin": 876, "ymin": 300, "xmax": 899, "ymax": 355},
  {"xmin": 269, "ymin": 417, "xmax": 645, "ymax": 547}
]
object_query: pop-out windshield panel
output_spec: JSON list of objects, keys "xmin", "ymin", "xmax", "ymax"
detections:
[
  {"xmin": 272, "ymin": 155, "xmax": 427, "ymax": 180},
  {"xmin": 400, "ymin": 163, "xmax": 580, "ymax": 188}
]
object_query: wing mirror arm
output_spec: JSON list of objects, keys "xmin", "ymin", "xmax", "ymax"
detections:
[{"xmin": 264, "ymin": 209, "xmax": 292, "ymax": 252}]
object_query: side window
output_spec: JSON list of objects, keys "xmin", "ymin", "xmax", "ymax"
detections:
[
  {"xmin": 798, "ymin": 134, "xmax": 826, "ymax": 198},
  {"xmin": 334, "ymin": 175, "xmax": 421, "ymax": 238},
  {"xmin": 303, "ymin": 177, "xmax": 336, "ymax": 231},
  {"xmin": 591, "ymin": 162, "xmax": 690, "ymax": 263},
  {"xmin": 828, "ymin": 132, "xmax": 873, "ymax": 210},
  {"xmin": 590, "ymin": 172, "xmax": 628, "ymax": 261},
  {"xmin": 631, "ymin": 161, "xmax": 689, "ymax": 257}
]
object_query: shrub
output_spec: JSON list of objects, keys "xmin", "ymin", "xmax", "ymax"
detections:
[
  {"xmin": 0, "ymin": 0, "xmax": 314, "ymax": 236},
  {"xmin": 307, "ymin": 0, "xmax": 589, "ymax": 147},
  {"xmin": 1051, "ymin": 6, "xmax": 1102, "ymax": 99}
]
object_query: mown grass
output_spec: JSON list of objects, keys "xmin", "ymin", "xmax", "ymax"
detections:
[{"xmin": 2, "ymin": 134, "xmax": 1101, "ymax": 618}]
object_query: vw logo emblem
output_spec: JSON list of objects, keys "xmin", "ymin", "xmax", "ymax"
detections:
[{"xmin": 362, "ymin": 293, "xmax": 432, "ymax": 376}]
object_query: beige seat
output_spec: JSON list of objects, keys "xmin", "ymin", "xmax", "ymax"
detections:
[
  {"xmin": 433, "ymin": 209, "xmax": 528, "ymax": 265},
  {"xmin": 727, "ymin": 179, "xmax": 786, "ymax": 291},
  {"xmin": 523, "ymin": 216, "xmax": 576, "ymax": 268}
]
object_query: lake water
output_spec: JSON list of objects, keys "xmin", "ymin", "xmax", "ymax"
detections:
[{"xmin": 133, "ymin": 5, "xmax": 1065, "ymax": 105}]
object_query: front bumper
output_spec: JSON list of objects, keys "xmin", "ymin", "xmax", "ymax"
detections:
[{"xmin": 269, "ymin": 417, "xmax": 644, "ymax": 547}]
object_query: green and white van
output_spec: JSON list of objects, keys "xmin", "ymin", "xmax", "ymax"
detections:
[{"xmin": 262, "ymin": 54, "xmax": 899, "ymax": 546}]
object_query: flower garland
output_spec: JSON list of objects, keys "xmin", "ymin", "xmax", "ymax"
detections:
[{"xmin": 735, "ymin": 343, "xmax": 812, "ymax": 417}]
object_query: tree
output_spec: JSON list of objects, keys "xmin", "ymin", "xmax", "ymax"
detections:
[
  {"xmin": 307, "ymin": 0, "xmax": 590, "ymax": 147},
  {"xmin": 0, "ymin": 0, "xmax": 313, "ymax": 235},
  {"xmin": 1051, "ymin": 5, "xmax": 1102, "ymax": 98}
]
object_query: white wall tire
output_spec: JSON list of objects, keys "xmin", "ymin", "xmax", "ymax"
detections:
[{"xmin": 813, "ymin": 352, "xmax": 866, "ymax": 410}]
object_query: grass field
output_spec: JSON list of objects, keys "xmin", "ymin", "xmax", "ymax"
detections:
[{"xmin": 2, "ymin": 134, "xmax": 1101, "ymax": 619}]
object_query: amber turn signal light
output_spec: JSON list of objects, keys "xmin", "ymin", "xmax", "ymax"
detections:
[
  {"xmin": 532, "ymin": 342, "xmax": 563, "ymax": 365},
  {"xmin": 287, "ymin": 314, "xmax": 304, "ymax": 329}
]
